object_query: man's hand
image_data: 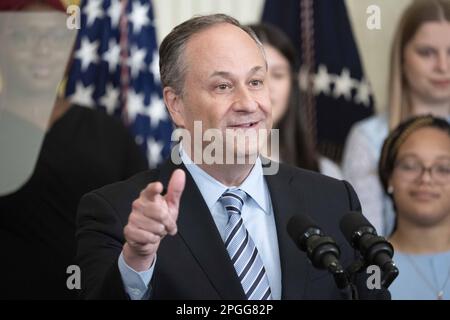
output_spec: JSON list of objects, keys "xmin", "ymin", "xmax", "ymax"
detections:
[{"xmin": 123, "ymin": 169, "xmax": 186, "ymax": 271}]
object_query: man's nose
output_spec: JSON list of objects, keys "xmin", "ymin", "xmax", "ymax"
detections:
[{"xmin": 232, "ymin": 86, "xmax": 258, "ymax": 112}]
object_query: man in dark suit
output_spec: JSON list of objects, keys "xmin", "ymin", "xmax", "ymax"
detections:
[{"xmin": 76, "ymin": 13, "xmax": 388, "ymax": 300}]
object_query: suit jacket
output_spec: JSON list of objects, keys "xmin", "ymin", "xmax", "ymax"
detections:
[{"xmin": 76, "ymin": 159, "xmax": 389, "ymax": 300}]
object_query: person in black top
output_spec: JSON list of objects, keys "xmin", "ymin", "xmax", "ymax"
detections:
[
  {"xmin": 0, "ymin": 0, "xmax": 149, "ymax": 299},
  {"xmin": 0, "ymin": 102, "xmax": 148, "ymax": 299}
]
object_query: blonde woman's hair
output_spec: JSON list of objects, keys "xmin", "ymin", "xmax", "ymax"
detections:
[{"xmin": 388, "ymin": 0, "xmax": 450, "ymax": 129}]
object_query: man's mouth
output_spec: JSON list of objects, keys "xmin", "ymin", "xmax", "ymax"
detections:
[{"xmin": 228, "ymin": 121, "xmax": 260, "ymax": 128}]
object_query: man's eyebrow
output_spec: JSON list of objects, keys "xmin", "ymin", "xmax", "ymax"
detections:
[
  {"xmin": 209, "ymin": 71, "xmax": 233, "ymax": 79},
  {"xmin": 248, "ymin": 65, "xmax": 266, "ymax": 76},
  {"xmin": 209, "ymin": 66, "xmax": 266, "ymax": 79}
]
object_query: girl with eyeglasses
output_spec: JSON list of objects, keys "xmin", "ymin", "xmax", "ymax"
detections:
[{"xmin": 379, "ymin": 115, "xmax": 450, "ymax": 300}]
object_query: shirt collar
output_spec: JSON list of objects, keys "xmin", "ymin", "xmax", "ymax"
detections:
[{"xmin": 180, "ymin": 147, "xmax": 270, "ymax": 215}]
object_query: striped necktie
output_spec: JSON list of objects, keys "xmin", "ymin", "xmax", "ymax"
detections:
[{"xmin": 219, "ymin": 188, "xmax": 272, "ymax": 300}]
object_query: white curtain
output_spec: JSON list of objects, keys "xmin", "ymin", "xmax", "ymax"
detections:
[{"xmin": 153, "ymin": 0, "xmax": 265, "ymax": 45}]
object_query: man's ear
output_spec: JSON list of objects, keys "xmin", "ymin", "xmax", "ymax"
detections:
[{"xmin": 163, "ymin": 87, "xmax": 185, "ymax": 128}]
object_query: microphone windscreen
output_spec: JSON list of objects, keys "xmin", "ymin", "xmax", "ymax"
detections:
[
  {"xmin": 287, "ymin": 214, "xmax": 318, "ymax": 248},
  {"xmin": 339, "ymin": 211, "xmax": 373, "ymax": 243}
]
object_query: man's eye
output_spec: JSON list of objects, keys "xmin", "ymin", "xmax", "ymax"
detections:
[
  {"xmin": 216, "ymin": 84, "xmax": 231, "ymax": 90},
  {"xmin": 249, "ymin": 79, "xmax": 263, "ymax": 87}
]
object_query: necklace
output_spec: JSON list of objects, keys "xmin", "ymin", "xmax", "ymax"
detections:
[{"xmin": 405, "ymin": 255, "xmax": 450, "ymax": 300}]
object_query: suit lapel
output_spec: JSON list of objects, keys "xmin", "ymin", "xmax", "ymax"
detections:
[
  {"xmin": 265, "ymin": 165, "xmax": 309, "ymax": 299},
  {"xmin": 158, "ymin": 160, "xmax": 246, "ymax": 299}
]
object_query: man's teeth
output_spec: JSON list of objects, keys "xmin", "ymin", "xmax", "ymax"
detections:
[{"xmin": 234, "ymin": 122, "xmax": 255, "ymax": 127}]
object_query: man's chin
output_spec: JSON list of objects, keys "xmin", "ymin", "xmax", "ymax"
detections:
[{"xmin": 230, "ymin": 147, "xmax": 260, "ymax": 165}]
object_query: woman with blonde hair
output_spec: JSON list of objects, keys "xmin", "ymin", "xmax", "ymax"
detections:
[{"xmin": 342, "ymin": 0, "xmax": 450, "ymax": 236}]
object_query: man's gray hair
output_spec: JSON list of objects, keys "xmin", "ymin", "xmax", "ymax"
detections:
[{"xmin": 159, "ymin": 13, "xmax": 265, "ymax": 95}]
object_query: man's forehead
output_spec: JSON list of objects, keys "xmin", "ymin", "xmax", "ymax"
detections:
[
  {"xmin": 186, "ymin": 23, "xmax": 260, "ymax": 54},
  {"xmin": 184, "ymin": 23, "xmax": 266, "ymax": 73},
  {"xmin": 189, "ymin": 22, "xmax": 249, "ymax": 40},
  {"xmin": 209, "ymin": 66, "xmax": 266, "ymax": 79}
]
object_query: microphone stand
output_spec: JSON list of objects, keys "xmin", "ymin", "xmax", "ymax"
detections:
[
  {"xmin": 340, "ymin": 257, "xmax": 399, "ymax": 300},
  {"xmin": 327, "ymin": 261, "xmax": 356, "ymax": 300},
  {"xmin": 342, "ymin": 259, "xmax": 366, "ymax": 300}
]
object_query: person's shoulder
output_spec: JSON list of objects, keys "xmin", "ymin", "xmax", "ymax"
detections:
[
  {"xmin": 318, "ymin": 156, "xmax": 343, "ymax": 180},
  {"xmin": 60, "ymin": 105, "xmax": 136, "ymax": 141},
  {"xmin": 275, "ymin": 161, "xmax": 344, "ymax": 187},
  {"xmin": 273, "ymin": 162, "xmax": 358, "ymax": 209},
  {"xmin": 345, "ymin": 113, "xmax": 389, "ymax": 153},
  {"xmin": 351, "ymin": 113, "xmax": 388, "ymax": 136},
  {"xmin": 273, "ymin": 162, "xmax": 361, "ymax": 235},
  {"xmin": 69, "ymin": 104, "xmax": 127, "ymax": 130},
  {"xmin": 67, "ymin": 104, "xmax": 144, "ymax": 158}
]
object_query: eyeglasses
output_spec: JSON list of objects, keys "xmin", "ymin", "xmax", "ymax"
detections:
[{"xmin": 394, "ymin": 158, "xmax": 450, "ymax": 184}]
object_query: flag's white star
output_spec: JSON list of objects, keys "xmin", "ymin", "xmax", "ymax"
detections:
[
  {"xmin": 313, "ymin": 64, "xmax": 332, "ymax": 95},
  {"xmin": 149, "ymin": 50, "xmax": 160, "ymax": 84},
  {"xmin": 100, "ymin": 84, "xmax": 120, "ymax": 115},
  {"xmin": 333, "ymin": 68, "xmax": 355, "ymax": 101},
  {"xmin": 75, "ymin": 37, "xmax": 99, "ymax": 71},
  {"xmin": 147, "ymin": 137, "xmax": 164, "ymax": 168},
  {"xmin": 354, "ymin": 78, "xmax": 372, "ymax": 107},
  {"xmin": 128, "ymin": 46, "xmax": 147, "ymax": 78},
  {"xmin": 129, "ymin": 1, "xmax": 151, "ymax": 34},
  {"xmin": 127, "ymin": 89, "xmax": 146, "ymax": 122},
  {"xmin": 146, "ymin": 94, "xmax": 168, "ymax": 128},
  {"xmin": 103, "ymin": 39, "xmax": 121, "ymax": 73},
  {"xmin": 70, "ymin": 82, "xmax": 95, "ymax": 107},
  {"xmin": 107, "ymin": 0, "xmax": 121, "ymax": 28},
  {"xmin": 83, "ymin": 0, "xmax": 104, "ymax": 27}
]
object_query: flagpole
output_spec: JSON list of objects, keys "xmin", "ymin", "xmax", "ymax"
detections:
[{"xmin": 120, "ymin": 0, "xmax": 130, "ymax": 125}]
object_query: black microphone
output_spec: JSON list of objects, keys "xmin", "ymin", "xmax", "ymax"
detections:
[
  {"xmin": 287, "ymin": 214, "xmax": 349, "ymax": 290},
  {"xmin": 339, "ymin": 211, "xmax": 399, "ymax": 288}
]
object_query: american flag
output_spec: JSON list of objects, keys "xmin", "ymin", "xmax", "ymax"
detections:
[{"xmin": 65, "ymin": 0, "xmax": 172, "ymax": 168}]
